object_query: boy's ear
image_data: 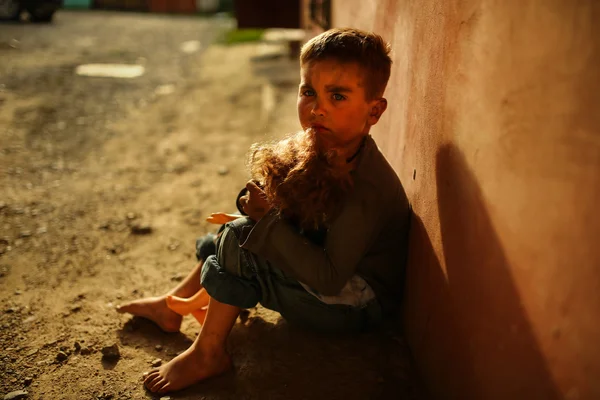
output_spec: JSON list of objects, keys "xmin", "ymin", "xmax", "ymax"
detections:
[{"xmin": 368, "ymin": 98, "xmax": 388, "ymax": 125}]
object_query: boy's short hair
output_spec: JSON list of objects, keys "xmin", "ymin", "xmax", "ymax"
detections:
[{"xmin": 300, "ymin": 28, "xmax": 392, "ymax": 100}]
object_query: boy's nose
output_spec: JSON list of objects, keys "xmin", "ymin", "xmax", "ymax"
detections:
[{"xmin": 310, "ymin": 100, "xmax": 325, "ymax": 117}]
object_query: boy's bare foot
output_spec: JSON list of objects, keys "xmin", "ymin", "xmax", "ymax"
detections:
[
  {"xmin": 143, "ymin": 345, "xmax": 232, "ymax": 394},
  {"xmin": 116, "ymin": 296, "xmax": 182, "ymax": 333},
  {"xmin": 165, "ymin": 289, "xmax": 209, "ymax": 316}
]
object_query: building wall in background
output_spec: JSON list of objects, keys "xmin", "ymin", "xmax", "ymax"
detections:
[{"xmin": 333, "ymin": 1, "xmax": 599, "ymax": 399}]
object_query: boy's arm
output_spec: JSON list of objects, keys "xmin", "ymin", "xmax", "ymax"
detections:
[{"xmin": 240, "ymin": 190, "xmax": 383, "ymax": 296}]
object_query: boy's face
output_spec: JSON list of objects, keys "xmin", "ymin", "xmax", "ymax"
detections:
[{"xmin": 297, "ymin": 59, "xmax": 386, "ymax": 153}]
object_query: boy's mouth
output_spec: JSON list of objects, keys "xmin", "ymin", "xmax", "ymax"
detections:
[{"xmin": 310, "ymin": 124, "xmax": 329, "ymax": 132}]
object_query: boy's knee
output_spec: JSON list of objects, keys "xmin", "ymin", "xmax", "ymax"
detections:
[
  {"xmin": 215, "ymin": 218, "xmax": 255, "ymax": 277},
  {"xmin": 195, "ymin": 233, "xmax": 217, "ymax": 262},
  {"xmin": 215, "ymin": 227, "xmax": 241, "ymax": 275}
]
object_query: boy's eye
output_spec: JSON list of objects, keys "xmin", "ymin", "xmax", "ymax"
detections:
[
  {"xmin": 332, "ymin": 93, "xmax": 345, "ymax": 101},
  {"xmin": 302, "ymin": 89, "xmax": 315, "ymax": 96}
]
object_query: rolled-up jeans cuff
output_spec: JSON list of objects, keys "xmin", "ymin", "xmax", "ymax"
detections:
[{"xmin": 200, "ymin": 254, "xmax": 261, "ymax": 309}]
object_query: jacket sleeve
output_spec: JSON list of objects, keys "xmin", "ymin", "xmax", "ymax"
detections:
[{"xmin": 239, "ymin": 189, "xmax": 383, "ymax": 296}]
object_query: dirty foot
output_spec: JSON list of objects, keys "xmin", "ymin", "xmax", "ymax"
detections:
[
  {"xmin": 116, "ymin": 296, "xmax": 182, "ymax": 333},
  {"xmin": 143, "ymin": 345, "xmax": 232, "ymax": 394},
  {"xmin": 166, "ymin": 289, "xmax": 209, "ymax": 316}
]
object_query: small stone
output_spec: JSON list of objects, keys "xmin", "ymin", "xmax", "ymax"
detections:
[
  {"xmin": 170, "ymin": 274, "xmax": 183, "ymax": 282},
  {"xmin": 19, "ymin": 231, "xmax": 32, "ymax": 238},
  {"xmin": 80, "ymin": 347, "xmax": 91, "ymax": 355},
  {"xmin": 130, "ymin": 224, "xmax": 152, "ymax": 235},
  {"xmin": 126, "ymin": 212, "xmax": 136, "ymax": 220},
  {"xmin": 24, "ymin": 377, "xmax": 33, "ymax": 385},
  {"xmin": 155, "ymin": 345, "xmax": 163, "ymax": 351},
  {"xmin": 155, "ymin": 84, "xmax": 175, "ymax": 96},
  {"xmin": 217, "ymin": 166, "xmax": 229, "ymax": 176},
  {"xmin": 14, "ymin": 290, "xmax": 21, "ymax": 295},
  {"xmin": 36, "ymin": 227, "xmax": 47, "ymax": 235},
  {"xmin": 101, "ymin": 344, "xmax": 120, "ymax": 361},
  {"xmin": 25, "ymin": 349, "xmax": 38, "ymax": 357},
  {"xmin": 70, "ymin": 305, "xmax": 81, "ymax": 313},
  {"xmin": 56, "ymin": 351, "xmax": 68, "ymax": 362},
  {"xmin": 159, "ymin": 397, "xmax": 171, "ymax": 400},
  {"xmin": 151, "ymin": 358, "xmax": 162, "ymax": 367},
  {"xmin": 97, "ymin": 222, "xmax": 110, "ymax": 230},
  {"xmin": 74, "ymin": 342, "xmax": 81, "ymax": 351},
  {"xmin": 4, "ymin": 390, "xmax": 28, "ymax": 400}
]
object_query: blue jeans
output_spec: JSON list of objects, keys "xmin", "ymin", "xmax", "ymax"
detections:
[{"xmin": 197, "ymin": 217, "xmax": 382, "ymax": 333}]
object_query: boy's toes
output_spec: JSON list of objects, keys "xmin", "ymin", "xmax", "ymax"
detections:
[
  {"xmin": 149, "ymin": 377, "xmax": 167, "ymax": 393},
  {"xmin": 156, "ymin": 381, "xmax": 171, "ymax": 394},
  {"xmin": 158, "ymin": 382, "xmax": 172, "ymax": 394},
  {"xmin": 143, "ymin": 370, "xmax": 161, "ymax": 389}
]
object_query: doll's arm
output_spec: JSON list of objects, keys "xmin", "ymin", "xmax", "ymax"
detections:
[{"xmin": 206, "ymin": 212, "xmax": 242, "ymax": 225}]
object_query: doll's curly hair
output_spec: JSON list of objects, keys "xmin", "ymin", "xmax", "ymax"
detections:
[{"xmin": 248, "ymin": 130, "xmax": 353, "ymax": 230}]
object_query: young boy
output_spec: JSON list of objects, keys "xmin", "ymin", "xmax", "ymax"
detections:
[{"xmin": 116, "ymin": 28, "xmax": 410, "ymax": 394}]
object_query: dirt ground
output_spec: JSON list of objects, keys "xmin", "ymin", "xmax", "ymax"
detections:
[{"xmin": 0, "ymin": 11, "xmax": 419, "ymax": 400}]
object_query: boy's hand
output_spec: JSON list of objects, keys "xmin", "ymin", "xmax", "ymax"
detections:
[
  {"xmin": 206, "ymin": 213, "xmax": 242, "ymax": 225},
  {"xmin": 239, "ymin": 180, "xmax": 272, "ymax": 222}
]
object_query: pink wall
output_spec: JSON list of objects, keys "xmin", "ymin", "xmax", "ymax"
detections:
[{"xmin": 333, "ymin": 1, "xmax": 600, "ymax": 399}]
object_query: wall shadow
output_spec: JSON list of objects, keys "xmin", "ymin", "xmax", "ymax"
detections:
[{"xmin": 431, "ymin": 143, "xmax": 560, "ymax": 399}]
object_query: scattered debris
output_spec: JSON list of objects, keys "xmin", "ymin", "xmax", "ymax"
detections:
[
  {"xmin": 75, "ymin": 64, "xmax": 145, "ymax": 79},
  {"xmin": 151, "ymin": 358, "xmax": 162, "ymax": 367},
  {"xmin": 101, "ymin": 344, "xmax": 120, "ymax": 361},
  {"xmin": 155, "ymin": 84, "xmax": 175, "ymax": 96},
  {"xmin": 130, "ymin": 223, "xmax": 152, "ymax": 235},
  {"xmin": 8, "ymin": 38, "xmax": 20, "ymax": 50},
  {"xmin": 167, "ymin": 240, "xmax": 180, "ymax": 251},
  {"xmin": 56, "ymin": 351, "xmax": 69, "ymax": 362},
  {"xmin": 25, "ymin": 349, "xmax": 38, "ymax": 357},
  {"xmin": 3, "ymin": 390, "xmax": 28, "ymax": 400},
  {"xmin": 97, "ymin": 221, "xmax": 111, "ymax": 230},
  {"xmin": 179, "ymin": 40, "xmax": 201, "ymax": 54}
]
